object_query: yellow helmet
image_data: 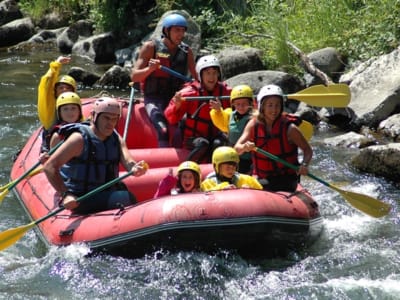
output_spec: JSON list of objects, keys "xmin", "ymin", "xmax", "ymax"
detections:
[
  {"xmin": 56, "ymin": 92, "xmax": 81, "ymax": 110},
  {"xmin": 230, "ymin": 84, "xmax": 254, "ymax": 105},
  {"xmin": 177, "ymin": 161, "xmax": 201, "ymax": 177},
  {"xmin": 212, "ymin": 146, "xmax": 239, "ymax": 172},
  {"xmin": 56, "ymin": 92, "xmax": 82, "ymax": 121},
  {"xmin": 177, "ymin": 161, "xmax": 201, "ymax": 187},
  {"xmin": 56, "ymin": 75, "xmax": 77, "ymax": 91}
]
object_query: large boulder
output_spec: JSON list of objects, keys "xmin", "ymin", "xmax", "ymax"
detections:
[
  {"xmin": 0, "ymin": 17, "xmax": 34, "ymax": 47},
  {"xmin": 72, "ymin": 32, "xmax": 116, "ymax": 63},
  {"xmin": 0, "ymin": 0, "xmax": 22, "ymax": 26},
  {"xmin": 351, "ymin": 143, "xmax": 400, "ymax": 181},
  {"xmin": 57, "ymin": 20, "xmax": 94, "ymax": 53},
  {"xmin": 216, "ymin": 46, "xmax": 265, "ymax": 80},
  {"xmin": 340, "ymin": 47, "xmax": 400, "ymax": 130}
]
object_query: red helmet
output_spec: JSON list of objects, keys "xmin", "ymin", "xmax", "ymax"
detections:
[{"xmin": 92, "ymin": 97, "xmax": 121, "ymax": 123}]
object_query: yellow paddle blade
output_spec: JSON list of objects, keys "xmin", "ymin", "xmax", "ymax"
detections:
[
  {"xmin": 288, "ymin": 84, "xmax": 350, "ymax": 107},
  {"xmin": 27, "ymin": 166, "xmax": 44, "ymax": 178},
  {"xmin": 0, "ymin": 166, "xmax": 44, "ymax": 205},
  {"xmin": 0, "ymin": 182, "xmax": 12, "ymax": 192},
  {"xmin": 298, "ymin": 120, "xmax": 313, "ymax": 141},
  {"xmin": 329, "ymin": 184, "xmax": 391, "ymax": 218},
  {"xmin": 255, "ymin": 147, "xmax": 391, "ymax": 218},
  {"xmin": 0, "ymin": 189, "xmax": 10, "ymax": 204},
  {"xmin": 0, "ymin": 222, "xmax": 36, "ymax": 251}
]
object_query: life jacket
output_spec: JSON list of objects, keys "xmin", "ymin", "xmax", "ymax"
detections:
[
  {"xmin": 142, "ymin": 39, "xmax": 189, "ymax": 100},
  {"xmin": 181, "ymin": 81, "xmax": 231, "ymax": 141},
  {"xmin": 228, "ymin": 110, "xmax": 251, "ymax": 160},
  {"xmin": 204, "ymin": 171, "xmax": 240, "ymax": 185},
  {"xmin": 252, "ymin": 114, "xmax": 300, "ymax": 178},
  {"xmin": 59, "ymin": 123, "xmax": 121, "ymax": 195}
]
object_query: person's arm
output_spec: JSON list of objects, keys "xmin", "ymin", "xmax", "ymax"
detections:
[
  {"xmin": 237, "ymin": 174, "xmax": 263, "ymax": 190},
  {"xmin": 119, "ymin": 136, "xmax": 147, "ymax": 177},
  {"xmin": 43, "ymin": 132, "xmax": 84, "ymax": 210},
  {"xmin": 187, "ymin": 47, "xmax": 198, "ymax": 81},
  {"xmin": 164, "ymin": 92, "xmax": 187, "ymax": 125},
  {"xmin": 49, "ymin": 132, "xmax": 61, "ymax": 149},
  {"xmin": 234, "ymin": 118, "xmax": 256, "ymax": 155},
  {"xmin": 287, "ymin": 123, "xmax": 313, "ymax": 175},
  {"xmin": 38, "ymin": 56, "xmax": 71, "ymax": 130},
  {"xmin": 131, "ymin": 41, "xmax": 159, "ymax": 83}
]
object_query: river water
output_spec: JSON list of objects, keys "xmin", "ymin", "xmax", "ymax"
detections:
[{"xmin": 0, "ymin": 50, "xmax": 399, "ymax": 300}]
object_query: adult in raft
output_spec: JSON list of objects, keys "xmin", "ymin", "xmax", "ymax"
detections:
[
  {"xmin": 131, "ymin": 13, "xmax": 197, "ymax": 147},
  {"xmin": 43, "ymin": 97, "xmax": 148, "ymax": 214},
  {"xmin": 37, "ymin": 55, "xmax": 77, "ymax": 152},
  {"xmin": 164, "ymin": 55, "xmax": 231, "ymax": 163},
  {"xmin": 234, "ymin": 84, "xmax": 313, "ymax": 192}
]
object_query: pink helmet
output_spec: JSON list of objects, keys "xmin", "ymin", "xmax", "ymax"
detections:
[{"xmin": 92, "ymin": 97, "xmax": 121, "ymax": 123}]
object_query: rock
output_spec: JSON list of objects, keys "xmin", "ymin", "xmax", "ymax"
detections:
[
  {"xmin": 57, "ymin": 20, "xmax": 94, "ymax": 53},
  {"xmin": 98, "ymin": 65, "xmax": 131, "ymax": 88},
  {"xmin": 0, "ymin": 17, "xmax": 34, "ymax": 47},
  {"xmin": 306, "ymin": 47, "xmax": 346, "ymax": 84},
  {"xmin": 351, "ymin": 143, "xmax": 400, "ymax": 181},
  {"xmin": 0, "ymin": 0, "xmax": 22, "ymax": 26},
  {"xmin": 378, "ymin": 114, "xmax": 400, "ymax": 141},
  {"xmin": 68, "ymin": 67, "xmax": 100, "ymax": 87},
  {"xmin": 72, "ymin": 32, "xmax": 116, "ymax": 63},
  {"xmin": 342, "ymin": 47, "xmax": 400, "ymax": 129},
  {"xmin": 323, "ymin": 131, "xmax": 376, "ymax": 148},
  {"xmin": 216, "ymin": 46, "xmax": 265, "ymax": 80}
]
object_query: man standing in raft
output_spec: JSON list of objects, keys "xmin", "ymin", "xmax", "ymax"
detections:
[
  {"xmin": 43, "ymin": 97, "xmax": 148, "ymax": 214},
  {"xmin": 131, "ymin": 13, "xmax": 197, "ymax": 147},
  {"xmin": 235, "ymin": 84, "xmax": 313, "ymax": 192}
]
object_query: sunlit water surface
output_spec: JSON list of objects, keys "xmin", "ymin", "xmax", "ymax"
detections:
[{"xmin": 0, "ymin": 50, "xmax": 399, "ymax": 300}]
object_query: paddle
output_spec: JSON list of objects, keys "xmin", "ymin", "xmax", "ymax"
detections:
[
  {"xmin": 254, "ymin": 147, "xmax": 391, "ymax": 218},
  {"xmin": 0, "ymin": 162, "xmax": 149, "ymax": 251},
  {"xmin": 122, "ymin": 82, "xmax": 135, "ymax": 141},
  {"xmin": 298, "ymin": 120, "xmax": 313, "ymax": 141},
  {"xmin": 159, "ymin": 65, "xmax": 193, "ymax": 82},
  {"xmin": 0, "ymin": 167, "xmax": 43, "ymax": 192},
  {"xmin": 183, "ymin": 84, "xmax": 350, "ymax": 108},
  {"xmin": 0, "ymin": 141, "xmax": 62, "ymax": 205}
]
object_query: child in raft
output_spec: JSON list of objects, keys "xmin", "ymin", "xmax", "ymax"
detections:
[
  {"xmin": 201, "ymin": 146, "xmax": 262, "ymax": 191},
  {"xmin": 153, "ymin": 161, "xmax": 202, "ymax": 198}
]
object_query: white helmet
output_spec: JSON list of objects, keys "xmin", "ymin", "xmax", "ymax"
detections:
[
  {"xmin": 256, "ymin": 84, "xmax": 284, "ymax": 109},
  {"xmin": 195, "ymin": 55, "xmax": 221, "ymax": 82}
]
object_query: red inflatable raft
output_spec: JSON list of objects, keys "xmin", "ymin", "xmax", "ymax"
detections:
[{"xmin": 9, "ymin": 97, "xmax": 323, "ymax": 258}]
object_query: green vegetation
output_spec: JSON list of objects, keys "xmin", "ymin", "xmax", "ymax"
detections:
[{"xmin": 18, "ymin": 0, "xmax": 400, "ymax": 72}]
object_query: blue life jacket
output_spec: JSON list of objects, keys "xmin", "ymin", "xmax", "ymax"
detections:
[{"xmin": 59, "ymin": 123, "xmax": 121, "ymax": 195}]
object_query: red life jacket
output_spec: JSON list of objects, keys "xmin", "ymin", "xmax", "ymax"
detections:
[
  {"xmin": 180, "ymin": 81, "xmax": 231, "ymax": 142},
  {"xmin": 141, "ymin": 39, "xmax": 189, "ymax": 100},
  {"xmin": 252, "ymin": 114, "xmax": 300, "ymax": 178}
]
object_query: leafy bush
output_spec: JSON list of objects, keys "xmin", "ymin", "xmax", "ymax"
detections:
[{"xmin": 18, "ymin": 0, "xmax": 400, "ymax": 72}]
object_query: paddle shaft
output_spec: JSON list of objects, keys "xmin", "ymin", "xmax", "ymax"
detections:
[
  {"xmin": 122, "ymin": 82, "xmax": 135, "ymax": 141},
  {"xmin": 254, "ymin": 147, "xmax": 390, "ymax": 218},
  {"xmin": 159, "ymin": 65, "xmax": 193, "ymax": 82},
  {"xmin": 8, "ymin": 141, "xmax": 62, "ymax": 191},
  {"xmin": 33, "ymin": 170, "xmax": 134, "ymax": 226},
  {"xmin": 183, "ymin": 84, "xmax": 350, "ymax": 108}
]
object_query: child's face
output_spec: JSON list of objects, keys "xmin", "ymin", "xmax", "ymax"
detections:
[
  {"xmin": 180, "ymin": 170, "xmax": 196, "ymax": 192},
  {"xmin": 218, "ymin": 162, "xmax": 237, "ymax": 178},
  {"xmin": 59, "ymin": 104, "xmax": 81, "ymax": 123},
  {"xmin": 55, "ymin": 83, "xmax": 74, "ymax": 97},
  {"xmin": 201, "ymin": 67, "xmax": 219, "ymax": 92},
  {"xmin": 233, "ymin": 98, "xmax": 251, "ymax": 115}
]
